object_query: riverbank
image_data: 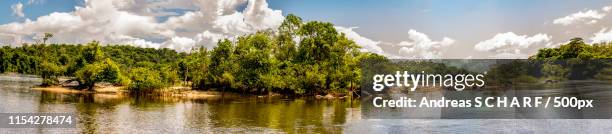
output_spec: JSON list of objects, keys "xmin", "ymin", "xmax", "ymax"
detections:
[
  {"xmin": 29, "ymin": 85, "xmax": 232, "ymax": 100},
  {"xmin": 2, "ymin": 74, "xmax": 354, "ymax": 100},
  {"xmin": 31, "ymin": 85, "xmax": 123, "ymax": 94}
]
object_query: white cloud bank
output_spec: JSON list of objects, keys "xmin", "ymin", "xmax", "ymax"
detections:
[
  {"xmin": 397, "ymin": 29, "xmax": 455, "ymax": 59},
  {"xmin": 553, "ymin": 10, "xmax": 605, "ymax": 25},
  {"xmin": 11, "ymin": 2, "xmax": 25, "ymax": 18},
  {"xmin": 0, "ymin": 0, "xmax": 284, "ymax": 51},
  {"xmin": 604, "ymin": 6, "xmax": 612, "ymax": 12},
  {"xmin": 591, "ymin": 28, "xmax": 612, "ymax": 43},
  {"xmin": 335, "ymin": 26, "xmax": 384, "ymax": 55},
  {"xmin": 474, "ymin": 32, "xmax": 552, "ymax": 59},
  {"xmin": 335, "ymin": 28, "xmax": 456, "ymax": 59}
]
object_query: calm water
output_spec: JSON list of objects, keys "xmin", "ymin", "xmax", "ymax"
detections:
[{"xmin": 1, "ymin": 75, "xmax": 612, "ymax": 134}]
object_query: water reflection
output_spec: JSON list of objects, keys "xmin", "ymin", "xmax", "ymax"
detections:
[
  {"xmin": 2, "ymin": 76, "xmax": 612, "ymax": 133},
  {"xmin": 0, "ymin": 79, "xmax": 359, "ymax": 133}
]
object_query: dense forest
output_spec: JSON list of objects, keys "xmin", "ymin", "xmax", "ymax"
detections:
[
  {"xmin": 485, "ymin": 38, "xmax": 612, "ymax": 85},
  {"xmin": 0, "ymin": 14, "xmax": 382, "ymax": 96}
]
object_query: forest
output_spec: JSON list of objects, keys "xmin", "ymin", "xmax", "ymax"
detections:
[
  {"xmin": 1, "ymin": 14, "xmax": 611, "ymax": 96},
  {"xmin": 0, "ymin": 14, "xmax": 382, "ymax": 96},
  {"xmin": 486, "ymin": 38, "xmax": 612, "ymax": 85}
]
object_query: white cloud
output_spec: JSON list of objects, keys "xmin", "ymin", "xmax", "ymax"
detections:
[
  {"xmin": 591, "ymin": 28, "xmax": 612, "ymax": 43},
  {"xmin": 397, "ymin": 29, "xmax": 455, "ymax": 59},
  {"xmin": 27, "ymin": 0, "xmax": 45, "ymax": 5},
  {"xmin": 194, "ymin": 31, "xmax": 227, "ymax": 49},
  {"xmin": 0, "ymin": 0, "xmax": 284, "ymax": 52},
  {"xmin": 11, "ymin": 2, "xmax": 25, "ymax": 17},
  {"xmin": 334, "ymin": 26, "xmax": 384, "ymax": 54},
  {"xmin": 604, "ymin": 6, "xmax": 612, "ymax": 12},
  {"xmin": 162, "ymin": 36, "xmax": 196, "ymax": 52},
  {"xmin": 553, "ymin": 10, "xmax": 605, "ymax": 25},
  {"xmin": 474, "ymin": 32, "xmax": 552, "ymax": 59}
]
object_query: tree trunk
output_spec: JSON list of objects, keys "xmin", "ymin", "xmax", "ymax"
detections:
[
  {"xmin": 184, "ymin": 68, "xmax": 189, "ymax": 86},
  {"xmin": 88, "ymin": 83, "xmax": 94, "ymax": 91}
]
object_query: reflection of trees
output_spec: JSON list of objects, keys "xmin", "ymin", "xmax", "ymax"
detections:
[
  {"xmin": 485, "ymin": 58, "xmax": 610, "ymax": 88},
  {"xmin": 37, "ymin": 91, "xmax": 129, "ymax": 133},
  {"xmin": 75, "ymin": 94, "xmax": 99, "ymax": 133},
  {"xmin": 128, "ymin": 94, "xmax": 179, "ymax": 108},
  {"xmin": 204, "ymin": 98, "xmax": 352, "ymax": 133}
]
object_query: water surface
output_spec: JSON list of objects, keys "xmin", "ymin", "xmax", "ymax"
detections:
[{"xmin": 1, "ymin": 75, "xmax": 611, "ymax": 133}]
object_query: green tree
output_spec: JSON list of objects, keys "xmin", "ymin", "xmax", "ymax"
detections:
[
  {"xmin": 128, "ymin": 67, "xmax": 165, "ymax": 91},
  {"xmin": 75, "ymin": 58, "xmax": 124, "ymax": 90},
  {"xmin": 82, "ymin": 41, "xmax": 105, "ymax": 64},
  {"xmin": 40, "ymin": 61, "xmax": 64, "ymax": 86}
]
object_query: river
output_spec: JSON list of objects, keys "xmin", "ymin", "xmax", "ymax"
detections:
[{"xmin": 1, "ymin": 75, "xmax": 611, "ymax": 133}]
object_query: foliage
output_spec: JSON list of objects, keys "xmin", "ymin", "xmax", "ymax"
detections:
[
  {"xmin": 128, "ymin": 67, "xmax": 165, "ymax": 91},
  {"xmin": 75, "ymin": 58, "xmax": 126, "ymax": 90},
  {"xmin": 40, "ymin": 61, "xmax": 64, "ymax": 86},
  {"xmin": 533, "ymin": 38, "xmax": 612, "ymax": 60}
]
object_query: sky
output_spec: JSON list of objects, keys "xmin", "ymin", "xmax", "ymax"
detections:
[{"xmin": 1, "ymin": 0, "xmax": 612, "ymax": 59}]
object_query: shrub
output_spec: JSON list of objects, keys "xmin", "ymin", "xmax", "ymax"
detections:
[{"xmin": 128, "ymin": 67, "xmax": 166, "ymax": 91}]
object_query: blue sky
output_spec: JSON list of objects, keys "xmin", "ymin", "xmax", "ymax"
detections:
[
  {"xmin": 0, "ymin": 0, "xmax": 80, "ymax": 24},
  {"xmin": 270, "ymin": 0, "xmax": 610, "ymax": 42},
  {"xmin": 1, "ymin": 0, "xmax": 612, "ymax": 59}
]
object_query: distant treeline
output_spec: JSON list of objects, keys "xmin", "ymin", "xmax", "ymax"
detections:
[
  {"xmin": 0, "ymin": 14, "xmax": 383, "ymax": 96},
  {"xmin": 360, "ymin": 38, "xmax": 612, "ymax": 92},
  {"xmin": 487, "ymin": 38, "xmax": 612, "ymax": 85}
]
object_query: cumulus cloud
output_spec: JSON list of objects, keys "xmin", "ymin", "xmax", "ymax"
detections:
[
  {"xmin": 161, "ymin": 36, "xmax": 196, "ymax": 52},
  {"xmin": 604, "ymin": 6, "xmax": 612, "ymax": 12},
  {"xmin": 0, "ymin": 0, "xmax": 284, "ymax": 51},
  {"xmin": 553, "ymin": 10, "xmax": 605, "ymax": 25},
  {"xmin": 474, "ymin": 32, "xmax": 552, "ymax": 58},
  {"xmin": 11, "ymin": 2, "xmax": 25, "ymax": 17},
  {"xmin": 334, "ymin": 26, "xmax": 384, "ymax": 54},
  {"xmin": 397, "ymin": 29, "xmax": 455, "ymax": 59},
  {"xmin": 591, "ymin": 28, "xmax": 612, "ymax": 43},
  {"xmin": 193, "ymin": 31, "xmax": 227, "ymax": 49}
]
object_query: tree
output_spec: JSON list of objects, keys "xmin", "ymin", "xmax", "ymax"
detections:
[
  {"xmin": 40, "ymin": 61, "xmax": 64, "ymax": 86},
  {"xmin": 75, "ymin": 58, "xmax": 124, "ymax": 91},
  {"xmin": 296, "ymin": 21, "xmax": 338, "ymax": 63},
  {"xmin": 128, "ymin": 67, "xmax": 164, "ymax": 91},
  {"xmin": 234, "ymin": 32, "xmax": 275, "ymax": 93},
  {"xmin": 43, "ymin": 33, "xmax": 53, "ymax": 44},
  {"xmin": 82, "ymin": 41, "xmax": 105, "ymax": 63},
  {"xmin": 209, "ymin": 39, "xmax": 237, "ymax": 90}
]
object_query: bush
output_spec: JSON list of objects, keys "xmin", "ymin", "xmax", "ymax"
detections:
[
  {"xmin": 40, "ymin": 61, "xmax": 64, "ymax": 87},
  {"xmin": 128, "ymin": 67, "xmax": 166, "ymax": 91},
  {"xmin": 75, "ymin": 58, "xmax": 124, "ymax": 90}
]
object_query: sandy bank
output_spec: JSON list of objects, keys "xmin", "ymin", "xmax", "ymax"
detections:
[
  {"xmin": 31, "ymin": 86, "xmax": 125, "ymax": 94},
  {"xmin": 30, "ymin": 86, "xmax": 232, "ymax": 100}
]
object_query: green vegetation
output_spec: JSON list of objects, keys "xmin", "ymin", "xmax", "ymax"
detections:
[
  {"xmin": 533, "ymin": 38, "xmax": 612, "ymax": 59},
  {"xmin": 486, "ymin": 38, "xmax": 611, "ymax": 85},
  {"xmin": 0, "ymin": 14, "xmax": 381, "ymax": 96}
]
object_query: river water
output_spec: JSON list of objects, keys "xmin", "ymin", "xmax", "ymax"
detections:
[{"xmin": 1, "ymin": 75, "xmax": 611, "ymax": 134}]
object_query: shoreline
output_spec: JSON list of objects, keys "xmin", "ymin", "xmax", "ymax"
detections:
[
  {"xmin": 29, "ymin": 85, "xmax": 279, "ymax": 100},
  {"xmin": 29, "ymin": 85, "xmax": 354, "ymax": 100},
  {"xmin": 31, "ymin": 85, "xmax": 124, "ymax": 94}
]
